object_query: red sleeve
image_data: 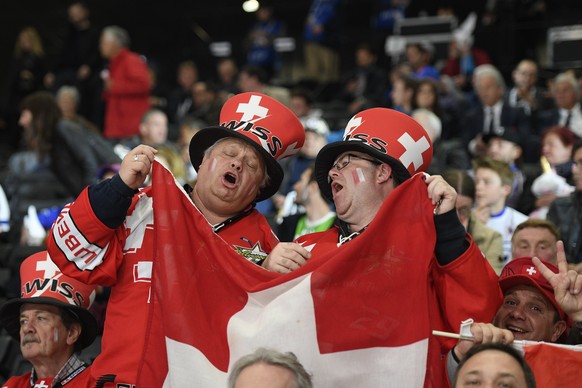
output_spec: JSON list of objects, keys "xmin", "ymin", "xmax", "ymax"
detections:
[
  {"xmin": 431, "ymin": 234, "xmax": 502, "ymax": 332},
  {"xmin": 46, "ymin": 187, "xmax": 148, "ymax": 286}
]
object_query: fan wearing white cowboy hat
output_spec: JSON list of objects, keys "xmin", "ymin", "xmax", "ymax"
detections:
[
  {"xmin": 45, "ymin": 92, "xmax": 305, "ymax": 387},
  {"xmin": 0, "ymin": 251, "xmax": 99, "ymax": 387},
  {"xmin": 261, "ymin": 107, "xmax": 502, "ymax": 385}
]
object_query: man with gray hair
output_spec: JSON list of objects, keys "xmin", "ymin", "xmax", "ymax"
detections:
[
  {"xmin": 538, "ymin": 72, "xmax": 582, "ymax": 137},
  {"xmin": 228, "ymin": 347, "xmax": 313, "ymax": 388},
  {"xmin": 99, "ymin": 25, "xmax": 151, "ymax": 141},
  {"xmin": 461, "ymin": 64, "xmax": 533, "ymax": 162}
]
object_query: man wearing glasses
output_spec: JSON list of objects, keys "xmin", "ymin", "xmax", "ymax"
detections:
[{"xmin": 263, "ymin": 107, "xmax": 502, "ymax": 385}]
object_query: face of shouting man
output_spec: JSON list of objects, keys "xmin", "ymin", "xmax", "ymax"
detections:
[{"xmin": 193, "ymin": 138, "xmax": 266, "ymax": 222}]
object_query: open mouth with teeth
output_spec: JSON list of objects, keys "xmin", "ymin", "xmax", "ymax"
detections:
[{"xmin": 506, "ymin": 325, "xmax": 528, "ymax": 336}]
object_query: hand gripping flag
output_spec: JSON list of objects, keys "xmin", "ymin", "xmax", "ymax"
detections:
[{"xmin": 146, "ymin": 161, "xmax": 485, "ymax": 387}]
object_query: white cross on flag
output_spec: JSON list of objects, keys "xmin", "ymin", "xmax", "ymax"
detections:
[{"xmin": 142, "ymin": 162, "xmax": 500, "ymax": 387}]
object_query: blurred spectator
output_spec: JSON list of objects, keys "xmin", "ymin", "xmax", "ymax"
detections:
[
  {"xmin": 99, "ymin": 26, "xmax": 151, "ymax": 141},
  {"xmin": 483, "ymin": 127, "xmax": 537, "ymax": 216},
  {"xmin": 405, "ymin": 42, "xmax": 439, "ymax": 81},
  {"xmin": 511, "ymin": 219, "xmax": 560, "ymax": 265},
  {"xmin": 275, "ymin": 116, "xmax": 329, "ymax": 203},
  {"xmin": 289, "ymin": 87, "xmax": 323, "ymax": 123},
  {"xmin": 547, "ymin": 140, "xmax": 582, "ymax": 270},
  {"xmin": 215, "ymin": 57, "xmax": 240, "ymax": 99},
  {"xmin": 473, "ymin": 157, "xmax": 529, "ymax": 264},
  {"xmin": 14, "ymin": 91, "xmax": 120, "ymax": 197},
  {"xmin": 442, "ymin": 169, "xmax": 503, "ymax": 274},
  {"xmin": 529, "ymin": 126, "xmax": 578, "ymax": 218},
  {"xmin": 56, "ymin": 85, "xmax": 100, "ymax": 134},
  {"xmin": 461, "ymin": 65, "xmax": 533, "ymax": 162},
  {"xmin": 190, "ymin": 81, "xmax": 223, "ymax": 125},
  {"xmin": 414, "ymin": 78, "xmax": 457, "ymax": 140},
  {"xmin": 507, "ymin": 59, "xmax": 554, "ymax": 117},
  {"xmin": 167, "ymin": 60, "xmax": 199, "ymax": 126},
  {"xmin": 245, "ymin": 3, "xmax": 285, "ymax": 80},
  {"xmin": 147, "ymin": 61, "xmax": 171, "ymax": 117},
  {"xmin": 0, "ymin": 26, "xmax": 47, "ymax": 151},
  {"xmin": 538, "ymin": 73, "xmax": 582, "ymax": 138},
  {"xmin": 390, "ymin": 76, "xmax": 416, "ymax": 115},
  {"xmin": 177, "ymin": 115, "xmax": 207, "ymax": 185},
  {"xmin": 277, "ymin": 164, "xmax": 336, "ymax": 241},
  {"xmin": 303, "ymin": 0, "xmax": 344, "ymax": 83},
  {"xmin": 339, "ymin": 42, "xmax": 387, "ymax": 114},
  {"xmin": 370, "ymin": 0, "xmax": 409, "ymax": 54},
  {"xmin": 238, "ymin": 65, "xmax": 291, "ymax": 106},
  {"xmin": 43, "ymin": 1, "xmax": 101, "ymax": 120},
  {"xmin": 441, "ymin": 13, "xmax": 491, "ymax": 93}
]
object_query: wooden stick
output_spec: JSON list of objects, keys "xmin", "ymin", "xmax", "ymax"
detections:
[{"xmin": 432, "ymin": 330, "xmax": 474, "ymax": 341}]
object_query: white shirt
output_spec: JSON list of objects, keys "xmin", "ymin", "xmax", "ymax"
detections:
[{"xmin": 559, "ymin": 102, "xmax": 582, "ymax": 137}]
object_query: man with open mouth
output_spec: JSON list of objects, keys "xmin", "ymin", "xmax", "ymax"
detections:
[{"xmin": 45, "ymin": 92, "xmax": 305, "ymax": 387}]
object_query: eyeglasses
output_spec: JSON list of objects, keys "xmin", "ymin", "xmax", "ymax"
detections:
[{"xmin": 331, "ymin": 153, "xmax": 381, "ymax": 171}]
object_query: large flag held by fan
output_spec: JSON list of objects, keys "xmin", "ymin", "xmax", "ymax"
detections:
[
  {"xmin": 146, "ymin": 161, "xmax": 498, "ymax": 387},
  {"xmin": 522, "ymin": 342, "xmax": 582, "ymax": 386}
]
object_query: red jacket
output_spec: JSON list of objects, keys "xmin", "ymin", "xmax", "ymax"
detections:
[
  {"xmin": 47, "ymin": 185, "xmax": 278, "ymax": 387},
  {"xmin": 102, "ymin": 48, "xmax": 151, "ymax": 139}
]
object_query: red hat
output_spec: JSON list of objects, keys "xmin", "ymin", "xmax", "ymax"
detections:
[
  {"xmin": 314, "ymin": 108, "xmax": 433, "ymax": 201},
  {"xmin": 0, "ymin": 251, "xmax": 98, "ymax": 349},
  {"xmin": 189, "ymin": 92, "xmax": 305, "ymax": 202},
  {"xmin": 499, "ymin": 257, "xmax": 568, "ymax": 321}
]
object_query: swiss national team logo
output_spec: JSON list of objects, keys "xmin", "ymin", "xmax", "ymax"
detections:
[{"xmin": 219, "ymin": 93, "xmax": 305, "ymax": 161}]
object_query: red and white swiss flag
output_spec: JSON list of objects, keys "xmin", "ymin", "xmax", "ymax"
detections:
[{"xmin": 143, "ymin": 162, "xmax": 498, "ymax": 387}]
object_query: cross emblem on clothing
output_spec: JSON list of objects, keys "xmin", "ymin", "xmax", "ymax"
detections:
[
  {"xmin": 36, "ymin": 256, "xmax": 61, "ymax": 278},
  {"xmin": 236, "ymin": 95, "xmax": 269, "ymax": 122},
  {"xmin": 34, "ymin": 380, "xmax": 50, "ymax": 388},
  {"xmin": 398, "ymin": 133, "xmax": 430, "ymax": 171},
  {"xmin": 526, "ymin": 266, "xmax": 537, "ymax": 276}
]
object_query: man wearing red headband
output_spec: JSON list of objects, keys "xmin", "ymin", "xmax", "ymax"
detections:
[
  {"xmin": 0, "ymin": 251, "xmax": 98, "ymax": 387},
  {"xmin": 46, "ymin": 93, "xmax": 305, "ymax": 386}
]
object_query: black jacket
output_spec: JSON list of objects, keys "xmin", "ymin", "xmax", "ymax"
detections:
[
  {"xmin": 547, "ymin": 191, "xmax": 582, "ymax": 264},
  {"xmin": 51, "ymin": 119, "xmax": 120, "ymax": 197}
]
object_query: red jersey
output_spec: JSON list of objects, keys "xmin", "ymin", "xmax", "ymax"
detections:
[
  {"xmin": 2, "ymin": 367, "xmax": 94, "ymax": 388},
  {"xmin": 296, "ymin": 227, "xmax": 501, "ymax": 386},
  {"xmin": 46, "ymin": 185, "xmax": 278, "ymax": 386}
]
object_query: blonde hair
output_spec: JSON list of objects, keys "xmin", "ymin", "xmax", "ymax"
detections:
[{"xmin": 14, "ymin": 26, "xmax": 44, "ymax": 57}]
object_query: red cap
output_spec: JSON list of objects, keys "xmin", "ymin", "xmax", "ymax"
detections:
[{"xmin": 499, "ymin": 257, "xmax": 567, "ymax": 321}]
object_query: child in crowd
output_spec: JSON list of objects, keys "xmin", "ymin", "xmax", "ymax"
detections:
[{"xmin": 473, "ymin": 157, "xmax": 529, "ymax": 263}]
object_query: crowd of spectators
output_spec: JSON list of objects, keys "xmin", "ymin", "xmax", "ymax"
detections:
[{"xmin": 2, "ymin": 0, "xmax": 582, "ymax": 384}]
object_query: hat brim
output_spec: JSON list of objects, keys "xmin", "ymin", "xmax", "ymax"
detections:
[
  {"xmin": 314, "ymin": 141, "xmax": 412, "ymax": 202},
  {"xmin": 499, "ymin": 275, "xmax": 566, "ymax": 321},
  {"xmin": 189, "ymin": 126, "xmax": 283, "ymax": 202},
  {"xmin": 0, "ymin": 297, "xmax": 98, "ymax": 350}
]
